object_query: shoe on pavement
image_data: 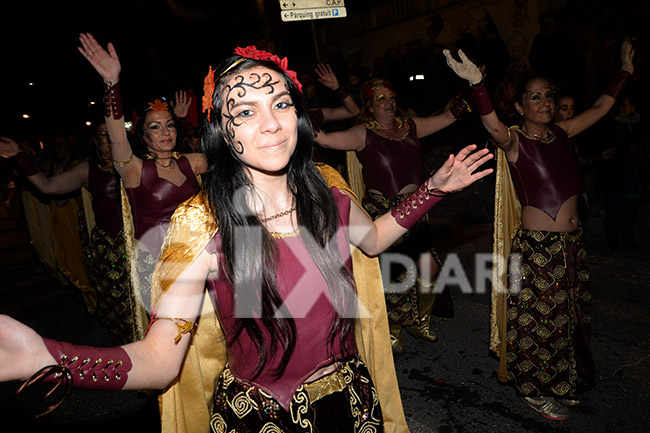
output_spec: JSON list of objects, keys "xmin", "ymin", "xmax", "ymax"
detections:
[{"xmin": 520, "ymin": 396, "xmax": 570, "ymax": 420}]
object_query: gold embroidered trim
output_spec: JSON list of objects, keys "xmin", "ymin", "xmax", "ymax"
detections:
[
  {"xmin": 511, "ymin": 125, "xmax": 556, "ymax": 143},
  {"xmin": 303, "ymin": 367, "xmax": 347, "ymax": 402}
]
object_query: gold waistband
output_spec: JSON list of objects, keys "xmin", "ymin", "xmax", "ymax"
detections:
[{"xmin": 303, "ymin": 367, "xmax": 348, "ymax": 403}]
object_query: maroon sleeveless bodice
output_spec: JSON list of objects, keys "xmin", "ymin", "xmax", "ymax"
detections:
[
  {"xmin": 508, "ymin": 124, "xmax": 584, "ymax": 219},
  {"xmin": 87, "ymin": 162, "xmax": 123, "ymax": 238},
  {"xmin": 205, "ymin": 188, "xmax": 357, "ymax": 409},
  {"xmin": 356, "ymin": 118, "xmax": 425, "ymax": 198},
  {"xmin": 126, "ymin": 156, "xmax": 200, "ymax": 255}
]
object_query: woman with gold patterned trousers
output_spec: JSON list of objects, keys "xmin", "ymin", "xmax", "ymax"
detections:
[
  {"xmin": 77, "ymin": 33, "xmax": 208, "ymax": 340},
  {"xmin": 445, "ymin": 38, "xmax": 635, "ymax": 421},
  {"xmin": 314, "ymin": 77, "xmax": 469, "ymax": 354},
  {"xmin": 0, "ymin": 47, "xmax": 492, "ymax": 432}
]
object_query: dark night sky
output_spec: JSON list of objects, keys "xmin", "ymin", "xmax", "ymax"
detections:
[
  {"xmin": 1, "ymin": 0, "xmax": 322, "ymax": 138},
  {"xmin": 2, "ymin": 0, "xmax": 648, "ymax": 140}
]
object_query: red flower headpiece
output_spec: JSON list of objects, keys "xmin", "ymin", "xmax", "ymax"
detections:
[
  {"xmin": 233, "ymin": 46, "xmax": 303, "ymax": 94},
  {"xmin": 202, "ymin": 46, "xmax": 303, "ymax": 122}
]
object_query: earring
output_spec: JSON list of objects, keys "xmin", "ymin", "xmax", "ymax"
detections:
[{"xmin": 518, "ymin": 111, "xmax": 524, "ymax": 115}]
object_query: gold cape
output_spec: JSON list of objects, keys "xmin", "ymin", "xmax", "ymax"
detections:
[
  {"xmin": 151, "ymin": 164, "xmax": 409, "ymax": 433},
  {"xmin": 490, "ymin": 148, "xmax": 521, "ymax": 382}
]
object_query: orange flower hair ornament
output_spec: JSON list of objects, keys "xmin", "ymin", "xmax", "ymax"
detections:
[
  {"xmin": 148, "ymin": 98, "xmax": 169, "ymax": 112},
  {"xmin": 202, "ymin": 46, "xmax": 303, "ymax": 121},
  {"xmin": 202, "ymin": 66, "xmax": 216, "ymax": 121}
]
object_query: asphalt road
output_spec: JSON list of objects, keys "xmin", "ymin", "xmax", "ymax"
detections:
[{"xmin": 1, "ymin": 197, "xmax": 648, "ymax": 433}]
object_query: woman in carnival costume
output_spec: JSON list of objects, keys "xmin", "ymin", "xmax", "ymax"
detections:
[
  {"xmin": 77, "ymin": 33, "xmax": 208, "ymax": 340},
  {"xmin": 313, "ymin": 76, "xmax": 470, "ymax": 354},
  {"xmin": 0, "ymin": 46, "xmax": 492, "ymax": 432},
  {"xmin": 444, "ymin": 38, "xmax": 634, "ymax": 420}
]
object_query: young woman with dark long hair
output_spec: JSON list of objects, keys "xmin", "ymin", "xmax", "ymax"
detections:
[{"xmin": 0, "ymin": 47, "xmax": 492, "ymax": 432}]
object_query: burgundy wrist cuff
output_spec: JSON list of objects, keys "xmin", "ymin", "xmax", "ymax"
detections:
[
  {"xmin": 41, "ymin": 338, "xmax": 132, "ymax": 391},
  {"xmin": 16, "ymin": 339, "xmax": 133, "ymax": 416},
  {"xmin": 334, "ymin": 87, "xmax": 349, "ymax": 100},
  {"xmin": 605, "ymin": 70, "xmax": 631, "ymax": 98},
  {"xmin": 103, "ymin": 81, "xmax": 124, "ymax": 119},
  {"xmin": 471, "ymin": 82, "xmax": 494, "ymax": 116},
  {"xmin": 11, "ymin": 152, "xmax": 39, "ymax": 176},
  {"xmin": 449, "ymin": 97, "xmax": 470, "ymax": 119},
  {"xmin": 391, "ymin": 183, "xmax": 445, "ymax": 229}
]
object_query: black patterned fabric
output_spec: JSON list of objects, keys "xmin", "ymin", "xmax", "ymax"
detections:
[
  {"xmin": 78, "ymin": 212, "xmax": 136, "ymax": 345},
  {"xmin": 505, "ymin": 227, "xmax": 594, "ymax": 397},
  {"xmin": 210, "ymin": 356, "xmax": 383, "ymax": 433}
]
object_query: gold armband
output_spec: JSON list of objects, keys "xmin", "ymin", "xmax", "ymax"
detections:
[
  {"xmin": 496, "ymin": 127, "xmax": 512, "ymax": 147},
  {"xmin": 149, "ymin": 316, "xmax": 195, "ymax": 343},
  {"xmin": 113, "ymin": 152, "xmax": 134, "ymax": 168}
]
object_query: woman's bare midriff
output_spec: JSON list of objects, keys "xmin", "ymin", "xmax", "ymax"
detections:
[{"xmin": 521, "ymin": 194, "xmax": 580, "ymax": 232}]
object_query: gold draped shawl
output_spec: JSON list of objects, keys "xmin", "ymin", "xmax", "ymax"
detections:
[
  {"xmin": 346, "ymin": 151, "xmax": 366, "ymax": 201},
  {"xmin": 151, "ymin": 163, "xmax": 409, "ymax": 433},
  {"xmin": 50, "ymin": 194, "xmax": 96, "ymax": 314},
  {"xmin": 120, "ymin": 182, "xmax": 149, "ymax": 340},
  {"xmin": 120, "ymin": 165, "xmax": 203, "ymax": 341},
  {"xmin": 490, "ymin": 148, "xmax": 521, "ymax": 382}
]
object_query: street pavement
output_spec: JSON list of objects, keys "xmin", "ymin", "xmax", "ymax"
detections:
[{"xmin": 0, "ymin": 195, "xmax": 648, "ymax": 432}]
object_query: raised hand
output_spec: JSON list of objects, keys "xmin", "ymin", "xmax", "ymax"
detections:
[
  {"xmin": 428, "ymin": 144, "xmax": 493, "ymax": 193},
  {"xmin": 78, "ymin": 32, "xmax": 121, "ymax": 84},
  {"xmin": 0, "ymin": 136, "xmax": 21, "ymax": 158},
  {"xmin": 172, "ymin": 90, "xmax": 192, "ymax": 118},
  {"xmin": 621, "ymin": 37, "xmax": 635, "ymax": 74},
  {"xmin": 314, "ymin": 63, "xmax": 340, "ymax": 91},
  {"xmin": 0, "ymin": 315, "xmax": 49, "ymax": 382},
  {"xmin": 443, "ymin": 49, "xmax": 483, "ymax": 85}
]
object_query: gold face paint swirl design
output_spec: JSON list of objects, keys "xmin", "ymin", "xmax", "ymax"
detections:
[{"xmin": 222, "ymin": 72, "xmax": 280, "ymax": 155}]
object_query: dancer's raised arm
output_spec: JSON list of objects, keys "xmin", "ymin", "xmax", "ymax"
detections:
[
  {"xmin": 444, "ymin": 48, "xmax": 513, "ymax": 151},
  {"xmin": 78, "ymin": 33, "xmax": 142, "ymax": 186},
  {"xmin": 556, "ymin": 38, "xmax": 634, "ymax": 138}
]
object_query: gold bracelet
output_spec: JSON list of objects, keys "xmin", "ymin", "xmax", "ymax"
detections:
[
  {"xmin": 496, "ymin": 127, "xmax": 511, "ymax": 147},
  {"xmin": 149, "ymin": 316, "xmax": 195, "ymax": 343},
  {"xmin": 113, "ymin": 152, "xmax": 133, "ymax": 168}
]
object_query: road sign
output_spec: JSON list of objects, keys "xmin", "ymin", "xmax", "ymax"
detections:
[
  {"xmin": 280, "ymin": 0, "xmax": 344, "ymax": 10},
  {"xmin": 281, "ymin": 7, "xmax": 346, "ymax": 22}
]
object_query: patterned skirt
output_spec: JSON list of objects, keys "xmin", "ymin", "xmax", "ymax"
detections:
[
  {"xmin": 505, "ymin": 227, "xmax": 594, "ymax": 397},
  {"xmin": 210, "ymin": 356, "xmax": 383, "ymax": 432},
  {"xmin": 78, "ymin": 216, "xmax": 136, "ymax": 345},
  {"xmin": 363, "ymin": 191, "xmax": 446, "ymax": 326}
]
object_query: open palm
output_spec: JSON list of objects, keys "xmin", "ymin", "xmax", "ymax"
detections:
[
  {"xmin": 78, "ymin": 32, "xmax": 121, "ymax": 83},
  {"xmin": 429, "ymin": 145, "xmax": 493, "ymax": 193}
]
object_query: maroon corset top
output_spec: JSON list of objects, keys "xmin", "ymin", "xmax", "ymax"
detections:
[
  {"xmin": 87, "ymin": 162, "xmax": 123, "ymax": 238},
  {"xmin": 356, "ymin": 118, "xmax": 425, "ymax": 198},
  {"xmin": 126, "ymin": 156, "xmax": 200, "ymax": 255},
  {"xmin": 508, "ymin": 124, "xmax": 584, "ymax": 219},
  {"xmin": 205, "ymin": 188, "xmax": 357, "ymax": 409}
]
